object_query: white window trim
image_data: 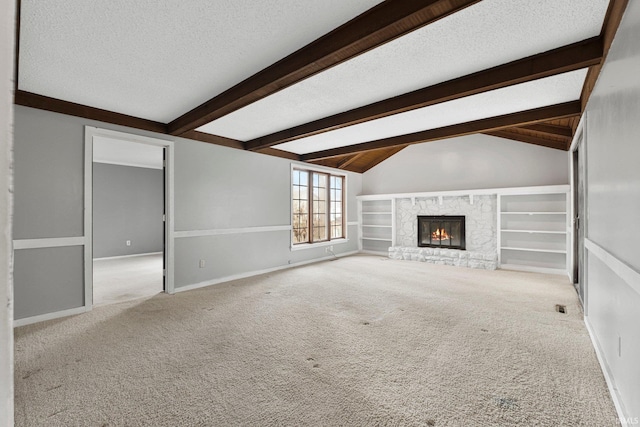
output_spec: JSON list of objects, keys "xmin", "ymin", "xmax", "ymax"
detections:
[{"xmin": 290, "ymin": 163, "xmax": 348, "ymax": 250}]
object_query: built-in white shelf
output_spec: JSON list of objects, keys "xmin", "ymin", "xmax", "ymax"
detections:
[
  {"xmin": 362, "ymin": 211, "xmax": 392, "ymax": 215},
  {"xmin": 501, "ymin": 212, "xmax": 566, "ymax": 215},
  {"xmin": 498, "ymin": 188, "xmax": 569, "ymax": 275},
  {"xmin": 362, "ymin": 237, "xmax": 392, "ymax": 241},
  {"xmin": 362, "ymin": 225, "xmax": 392, "ymax": 228},
  {"xmin": 501, "ymin": 229, "xmax": 566, "ymax": 234},
  {"xmin": 501, "ymin": 247, "xmax": 567, "ymax": 254}
]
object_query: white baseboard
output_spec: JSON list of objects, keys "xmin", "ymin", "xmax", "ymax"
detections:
[
  {"xmin": 14, "ymin": 306, "xmax": 87, "ymax": 328},
  {"xmin": 175, "ymin": 251, "xmax": 359, "ymax": 294},
  {"xmin": 584, "ymin": 317, "xmax": 629, "ymax": 426},
  {"xmin": 93, "ymin": 251, "xmax": 162, "ymax": 261}
]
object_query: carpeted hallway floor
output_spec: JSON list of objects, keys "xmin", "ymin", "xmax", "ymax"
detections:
[{"xmin": 14, "ymin": 255, "xmax": 617, "ymax": 426}]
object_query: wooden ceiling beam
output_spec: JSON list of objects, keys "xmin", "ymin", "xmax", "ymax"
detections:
[
  {"xmin": 580, "ymin": 0, "xmax": 629, "ymax": 113},
  {"xmin": 246, "ymin": 37, "xmax": 602, "ymax": 151},
  {"xmin": 484, "ymin": 130, "xmax": 568, "ymax": 151},
  {"xmin": 166, "ymin": 0, "xmax": 483, "ymax": 136},
  {"xmin": 517, "ymin": 123, "xmax": 573, "ymax": 139},
  {"xmin": 301, "ymin": 101, "xmax": 581, "ymax": 161},
  {"xmin": 15, "ymin": 90, "xmax": 168, "ymax": 134}
]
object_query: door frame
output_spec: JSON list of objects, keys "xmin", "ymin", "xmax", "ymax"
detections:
[
  {"xmin": 569, "ymin": 113, "xmax": 587, "ymax": 314},
  {"xmin": 84, "ymin": 127, "xmax": 175, "ymax": 311}
]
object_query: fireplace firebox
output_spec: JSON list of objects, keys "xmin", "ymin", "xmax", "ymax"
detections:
[{"xmin": 417, "ymin": 216, "xmax": 465, "ymax": 250}]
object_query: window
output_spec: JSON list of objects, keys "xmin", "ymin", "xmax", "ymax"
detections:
[{"xmin": 292, "ymin": 168, "xmax": 345, "ymax": 245}]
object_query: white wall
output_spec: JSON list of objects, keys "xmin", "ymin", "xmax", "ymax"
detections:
[
  {"xmin": 12, "ymin": 105, "xmax": 361, "ymax": 321},
  {"xmin": 0, "ymin": 0, "xmax": 15, "ymax": 423},
  {"xmin": 362, "ymin": 133, "xmax": 568, "ymax": 194},
  {"xmin": 582, "ymin": 1, "xmax": 640, "ymax": 421}
]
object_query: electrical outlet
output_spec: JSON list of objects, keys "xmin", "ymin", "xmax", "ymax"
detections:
[
  {"xmin": 126, "ymin": 240, "xmax": 131, "ymax": 246},
  {"xmin": 199, "ymin": 259, "xmax": 205, "ymax": 268}
]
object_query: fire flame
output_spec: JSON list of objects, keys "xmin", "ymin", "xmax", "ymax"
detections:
[{"xmin": 431, "ymin": 228, "xmax": 452, "ymax": 241}]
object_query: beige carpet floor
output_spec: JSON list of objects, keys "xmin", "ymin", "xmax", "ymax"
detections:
[
  {"xmin": 93, "ymin": 253, "xmax": 164, "ymax": 307},
  {"xmin": 14, "ymin": 255, "xmax": 617, "ymax": 426}
]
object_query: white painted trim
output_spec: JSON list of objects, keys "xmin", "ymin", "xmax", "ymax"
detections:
[
  {"xmin": 175, "ymin": 225, "xmax": 291, "ymax": 239},
  {"xmin": 174, "ymin": 250, "xmax": 359, "ymax": 293},
  {"xmin": 584, "ymin": 318, "xmax": 630, "ymax": 426},
  {"xmin": 85, "ymin": 127, "xmax": 176, "ymax": 307},
  {"xmin": 93, "ymin": 159, "xmax": 163, "ymax": 170},
  {"xmin": 291, "ymin": 238, "xmax": 349, "ymax": 251},
  {"xmin": 585, "ymin": 239, "xmax": 640, "ymax": 297},
  {"xmin": 357, "ymin": 184, "xmax": 570, "ymax": 201},
  {"xmin": 93, "ymin": 251, "xmax": 162, "ymax": 261},
  {"xmin": 13, "ymin": 306, "xmax": 87, "ymax": 328},
  {"xmin": 84, "ymin": 128, "xmax": 94, "ymax": 309},
  {"xmin": 93, "ymin": 160, "xmax": 162, "ymax": 170},
  {"xmin": 13, "ymin": 236, "xmax": 86, "ymax": 250}
]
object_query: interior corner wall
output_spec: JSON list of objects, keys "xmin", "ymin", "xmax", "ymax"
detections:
[
  {"xmin": 361, "ymin": 133, "xmax": 569, "ymax": 195},
  {"xmin": 93, "ymin": 163, "xmax": 164, "ymax": 258},
  {"xmin": 581, "ymin": 1, "xmax": 640, "ymax": 421},
  {"xmin": 12, "ymin": 105, "xmax": 362, "ymax": 321},
  {"xmin": 0, "ymin": 0, "xmax": 15, "ymax": 423}
]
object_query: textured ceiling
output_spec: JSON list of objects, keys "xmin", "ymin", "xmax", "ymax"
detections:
[
  {"xmin": 19, "ymin": 0, "xmax": 382, "ymax": 122},
  {"xmin": 93, "ymin": 136, "xmax": 164, "ymax": 170},
  {"xmin": 17, "ymin": 0, "xmax": 616, "ymax": 171},
  {"xmin": 275, "ymin": 69, "xmax": 587, "ymax": 154},
  {"xmin": 197, "ymin": 0, "xmax": 609, "ymax": 141}
]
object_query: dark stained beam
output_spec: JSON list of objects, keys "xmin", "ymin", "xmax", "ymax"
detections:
[
  {"xmin": 246, "ymin": 37, "xmax": 602, "ymax": 151},
  {"xmin": 580, "ymin": 0, "xmax": 629, "ymax": 114},
  {"xmin": 180, "ymin": 130, "xmax": 244, "ymax": 150},
  {"xmin": 517, "ymin": 123, "xmax": 573, "ymax": 138},
  {"xmin": 356, "ymin": 145, "xmax": 408, "ymax": 173},
  {"xmin": 14, "ymin": 0, "xmax": 21, "ymax": 93},
  {"xmin": 15, "ymin": 90, "xmax": 167, "ymax": 134},
  {"xmin": 256, "ymin": 147, "xmax": 301, "ymax": 161},
  {"xmin": 485, "ymin": 130, "xmax": 568, "ymax": 151},
  {"xmin": 167, "ymin": 0, "xmax": 483, "ymax": 136},
  {"xmin": 301, "ymin": 101, "xmax": 581, "ymax": 161}
]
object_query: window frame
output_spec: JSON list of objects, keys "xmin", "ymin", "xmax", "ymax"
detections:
[{"xmin": 290, "ymin": 164, "xmax": 347, "ymax": 249}]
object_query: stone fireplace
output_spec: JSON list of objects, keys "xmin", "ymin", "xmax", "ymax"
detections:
[{"xmin": 389, "ymin": 195, "xmax": 498, "ymax": 269}]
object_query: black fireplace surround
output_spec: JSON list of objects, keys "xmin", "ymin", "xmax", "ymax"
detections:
[{"xmin": 417, "ymin": 216, "xmax": 466, "ymax": 250}]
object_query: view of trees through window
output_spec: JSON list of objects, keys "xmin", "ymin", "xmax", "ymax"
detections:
[{"xmin": 292, "ymin": 168, "xmax": 344, "ymax": 245}]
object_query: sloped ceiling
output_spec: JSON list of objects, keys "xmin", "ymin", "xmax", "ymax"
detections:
[{"xmin": 16, "ymin": 0, "xmax": 628, "ymax": 173}]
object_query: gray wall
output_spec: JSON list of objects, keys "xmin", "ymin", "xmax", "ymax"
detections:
[
  {"xmin": 93, "ymin": 163, "xmax": 164, "ymax": 258},
  {"xmin": 12, "ymin": 105, "xmax": 361, "ymax": 320},
  {"xmin": 1, "ymin": 0, "xmax": 15, "ymax": 422},
  {"xmin": 362, "ymin": 133, "xmax": 569, "ymax": 194},
  {"xmin": 582, "ymin": 1, "xmax": 640, "ymax": 420}
]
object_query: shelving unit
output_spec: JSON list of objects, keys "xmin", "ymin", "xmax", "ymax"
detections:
[
  {"xmin": 498, "ymin": 187, "xmax": 570, "ymax": 275},
  {"xmin": 358, "ymin": 199, "xmax": 394, "ymax": 254}
]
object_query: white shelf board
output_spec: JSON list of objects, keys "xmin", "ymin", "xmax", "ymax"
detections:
[
  {"xmin": 362, "ymin": 225, "xmax": 393, "ymax": 228},
  {"xmin": 362, "ymin": 237, "xmax": 393, "ymax": 242},
  {"xmin": 501, "ymin": 246, "xmax": 567, "ymax": 254},
  {"xmin": 361, "ymin": 211, "xmax": 392, "ymax": 214},
  {"xmin": 500, "ymin": 211, "xmax": 566, "ymax": 215},
  {"xmin": 501, "ymin": 229, "xmax": 567, "ymax": 234},
  {"xmin": 499, "ymin": 264, "xmax": 566, "ymax": 275}
]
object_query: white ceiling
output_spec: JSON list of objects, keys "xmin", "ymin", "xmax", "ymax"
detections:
[
  {"xmin": 19, "ymin": 0, "xmax": 611, "ymax": 160},
  {"xmin": 198, "ymin": 0, "xmax": 609, "ymax": 141},
  {"xmin": 275, "ymin": 69, "xmax": 588, "ymax": 154},
  {"xmin": 93, "ymin": 136, "xmax": 164, "ymax": 170},
  {"xmin": 19, "ymin": 0, "xmax": 382, "ymax": 123}
]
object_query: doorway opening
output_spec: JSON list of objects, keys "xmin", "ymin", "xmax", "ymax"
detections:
[
  {"xmin": 84, "ymin": 127, "xmax": 174, "ymax": 309},
  {"xmin": 571, "ymin": 124, "xmax": 586, "ymax": 310}
]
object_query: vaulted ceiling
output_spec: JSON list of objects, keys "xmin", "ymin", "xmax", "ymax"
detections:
[{"xmin": 15, "ymin": 0, "xmax": 628, "ymax": 173}]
